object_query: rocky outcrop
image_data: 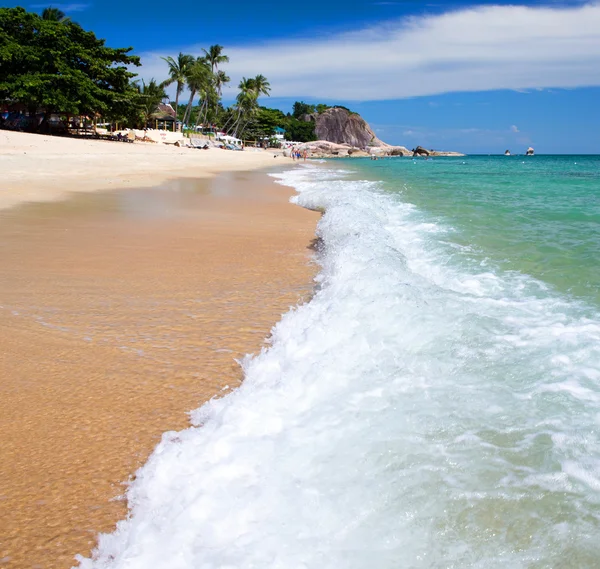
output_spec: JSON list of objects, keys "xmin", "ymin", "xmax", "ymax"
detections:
[
  {"xmin": 295, "ymin": 141, "xmax": 370, "ymax": 158},
  {"xmin": 370, "ymin": 145, "xmax": 412, "ymax": 157},
  {"xmin": 412, "ymin": 146, "xmax": 430, "ymax": 157},
  {"xmin": 412, "ymin": 146, "xmax": 465, "ymax": 157},
  {"xmin": 297, "ymin": 140, "xmax": 462, "ymax": 159},
  {"xmin": 292, "ymin": 107, "xmax": 463, "ymax": 157},
  {"xmin": 304, "ymin": 107, "xmax": 386, "ymax": 148}
]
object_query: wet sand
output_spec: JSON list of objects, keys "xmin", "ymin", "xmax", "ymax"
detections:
[{"xmin": 0, "ymin": 171, "xmax": 319, "ymax": 568}]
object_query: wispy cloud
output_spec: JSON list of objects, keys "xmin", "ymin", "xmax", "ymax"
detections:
[
  {"xmin": 138, "ymin": 2, "xmax": 600, "ymax": 101},
  {"xmin": 30, "ymin": 3, "xmax": 91, "ymax": 12},
  {"xmin": 510, "ymin": 125, "xmax": 520, "ymax": 133}
]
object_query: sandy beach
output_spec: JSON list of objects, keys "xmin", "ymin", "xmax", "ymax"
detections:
[
  {"xmin": 0, "ymin": 131, "xmax": 290, "ymax": 211},
  {"xmin": 0, "ymin": 133, "xmax": 319, "ymax": 568}
]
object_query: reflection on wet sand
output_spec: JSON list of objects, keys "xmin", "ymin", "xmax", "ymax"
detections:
[{"xmin": 0, "ymin": 170, "xmax": 318, "ymax": 569}]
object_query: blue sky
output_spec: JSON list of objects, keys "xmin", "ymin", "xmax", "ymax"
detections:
[{"xmin": 15, "ymin": 0, "xmax": 600, "ymax": 153}]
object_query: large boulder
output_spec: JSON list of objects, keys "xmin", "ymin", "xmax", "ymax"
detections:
[
  {"xmin": 298, "ymin": 140, "xmax": 355, "ymax": 157},
  {"xmin": 412, "ymin": 146, "xmax": 431, "ymax": 156},
  {"xmin": 305, "ymin": 107, "xmax": 386, "ymax": 148},
  {"xmin": 369, "ymin": 145, "xmax": 411, "ymax": 157}
]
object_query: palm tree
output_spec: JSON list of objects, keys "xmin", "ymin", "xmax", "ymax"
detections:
[
  {"xmin": 195, "ymin": 46, "xmax": 230, "ymax": 131},
  {"xmin": 251, "ymin": 74, "xmax": 271, "ymax": 98},
  {"xmin": 202, "ymin": 45, "xmax": 229, "ymax": 73},
  {"xmin": 214, "ymin": 70, "xmax": 230, "ymax": 98},
  {"xmin": 227, "ymin": 78, "xmax": 258, "ymax": 138},
  {"xmin": 200, "ymin": 69, "xmax": 230, "ymax": 128},
  {"xmin": 161, "ymin": 53, "xmax": 195, "ymax": 122},
  {"xmin": 41, "ymin": 7, "xmax": 70, "ymax": 21},
  {"xmin": 182, "ymin": 57, "xmax": 211, "ymax": 127},
  {"xmin": 234, "ymin": 96, "xmax": 260, "ymax": 139},
  {"xmin": 234, "ymin": 75, "xmax": 272, "ymax": 138},
  {"xmin": 194, "ymin": 81, "xmax": 214, "ymax": 128},
  {"xmin": 136, "ymin": 79, "xmax": 167, "ymax": 126},
  {"xmin": 223, "ymin": 77, "xmax": 252, "ymax": 133}
]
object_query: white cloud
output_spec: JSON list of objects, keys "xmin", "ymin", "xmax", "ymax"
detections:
[
  {"xmin": 510, "ymin": 125, "xmax": 520, "ymax": 132},
  {"xmin": 31, "ymin": 2, "xmax": 91, "ymax": 12},
  {"xmin": 137, "ymin": 2, "xmax": 600, "ymax": 101}
]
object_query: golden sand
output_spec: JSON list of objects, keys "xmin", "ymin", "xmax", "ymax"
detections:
[
  {"xmin": 0, "ymin": 130, "xmax": 291, "ymax": 212},
  {"xmin": 0, "ymin": 171, "xmax": 319, "ymax": 568}
]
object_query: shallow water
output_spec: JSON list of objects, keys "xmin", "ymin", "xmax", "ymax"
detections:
[
  {"xmin": 80, "ymin": 158, "xmax": 600, "ymax": 569},
  {"xmin": 0, "ymin": 171, "xmax": 316, "ymax": 569}
]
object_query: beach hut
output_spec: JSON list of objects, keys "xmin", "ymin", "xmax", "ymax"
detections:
[{"xmin": 149, "ymin": 103, "xmax": 177, "ymax": 131}]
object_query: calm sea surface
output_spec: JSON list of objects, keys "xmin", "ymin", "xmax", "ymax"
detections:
[{"xmin": 82, "ymin": 156, "xmax": 600, "ymax": 569}]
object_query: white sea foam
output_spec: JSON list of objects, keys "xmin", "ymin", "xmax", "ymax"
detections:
[{"xmin": 77, "ymin": 165, "xmax": 600, "ymax": 569}]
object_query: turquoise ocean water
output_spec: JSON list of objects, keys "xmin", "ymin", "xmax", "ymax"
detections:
[
  {"xmin": 358, "ymin": 155, "xmax": 600, "ymax": 306},
  {"xmin": 82, "ymin": 155, "xmax": 600, "ymax": 569}
]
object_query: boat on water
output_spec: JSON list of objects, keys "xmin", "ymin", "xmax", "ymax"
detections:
[
  {"xmin": 504, "ymin": 149, "xmax": 511, "ymax": 156},
  {"xmin": 526, "ymin": 146, "xmax": 535, "ymax": 155}
]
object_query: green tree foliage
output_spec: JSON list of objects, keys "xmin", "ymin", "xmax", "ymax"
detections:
[
  {"xmin": 41, "ymin": 7, "xmax": 69, "ymax": 22},
  {"xmin": 224, "ymin": 75, "xmax": 272, "ymax": 138},
  {"xmin": 135, "ymin": 79, "xmax": 167, "ymax": 125},
  {"xmin": 292, "ymin": 101, "xmax": 316, "ymax": 119},
  {"xmin": 242, "ymin": 106, "xmax": 286, "ymax": 141},
  {"xmin": 0, "ymin": 7, "xmax": 141, "ymax": 129},
  {"xmin": 284, "ymin": 117, "xmax": 317, "ymax": 142}
]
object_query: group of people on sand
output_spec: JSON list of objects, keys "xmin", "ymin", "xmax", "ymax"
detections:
[{"xmin": 290, "ymin": 148, "xmax": 308, "ymax": 161}]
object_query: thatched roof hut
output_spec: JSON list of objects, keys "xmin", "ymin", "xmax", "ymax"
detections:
[{"xmin": 150, "ymin": 103, "xmax": 176, "ymax": 122}]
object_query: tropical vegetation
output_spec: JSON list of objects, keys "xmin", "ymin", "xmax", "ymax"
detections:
[
  {"xmin": 0, "ymin": 6, "xmax": 141, "ymax": 131},
  {"xmin": 0, "ymin": 6, "xmax": 349, "ymax": 142}
]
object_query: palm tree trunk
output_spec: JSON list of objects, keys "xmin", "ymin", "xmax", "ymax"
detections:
[
  {"xmin": 237, "ymin": 120, "xmax": 246, "ymax": 140},
  {"xmin": 222, "ymin": 115, "xmax": 235, "ymax": 134},
  {"xmin": 182, "ymin": 89, "xmax": 196, "ymax": 126},
  {"xmin": 173, "ymin": 83, "xmax": 181, "ymax": 127},
  {"xmin": 194, "ymin": 98, "xmax": 207, "ymax": 128},
  {"xmin": 237, "ymin": 116, "xmax": 252, "ymax": 140},
  {"xmin": 201, "ymin": 96, "xmax": 211, "ymax": 129},
  {"xmin": 228, "ymin": 107, "xmax": 244, "ymax": 136},
  {"xmin": 222, "ymin": 112, "xmax": 235, "ymax": 132},
  {"xmin": 233, "ymin": 112, "xmax": 244, "ymax": 138}
]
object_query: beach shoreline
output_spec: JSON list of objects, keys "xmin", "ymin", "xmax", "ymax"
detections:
[
  {"xmin": 0, "ymin": 130, "xmax": 292, "ymax": 212},
  {"xmin": 0, "ymin": 132, "xmax": 320, "ymax": 568}
]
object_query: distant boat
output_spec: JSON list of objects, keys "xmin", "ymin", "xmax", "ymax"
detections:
[
  {"xmin": 526, "ymin": 147, "xmax": 535, "ymax": 156},
  {"xmin": 504, "ymin": 150, "xmax": 511, "ymax": 156}
]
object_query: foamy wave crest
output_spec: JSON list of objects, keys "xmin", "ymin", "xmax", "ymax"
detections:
[{"xmin": 78, "ymin": 165, "xmax": 600, "ymax": 569}]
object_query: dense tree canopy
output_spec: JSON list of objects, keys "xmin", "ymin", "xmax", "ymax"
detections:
[{"xmin": 0, "ymin": 7, "xmax": 140, "ymax": 126}]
